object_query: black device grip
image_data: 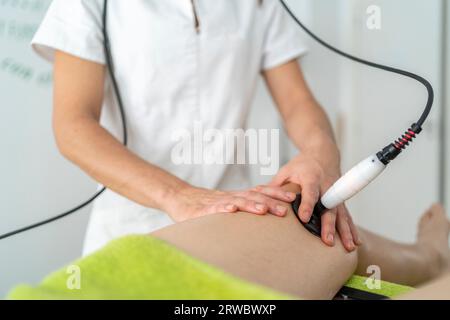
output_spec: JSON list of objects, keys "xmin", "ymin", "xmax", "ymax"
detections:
[{"xmin": 291, "ymin": 194, "xmax": 327, "ymax": 237}]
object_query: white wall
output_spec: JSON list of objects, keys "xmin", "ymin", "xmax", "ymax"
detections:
[
  {"xmin": 0, "ymin": 0, "xmax": 96, "ymax": 297},
  {"xmin": 338, "ymin": 0, "xmax": 444, "ymax": 243},
  {"xmin": 445, "ymin": 0, "xmax": 450, "ymax": 208}
]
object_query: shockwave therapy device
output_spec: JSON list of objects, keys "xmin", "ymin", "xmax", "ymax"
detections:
[
  {"xmin": 0, "ymin": 0, "xmax": 434, "ymax": 241},
  {"xmin": 281, "ymin": 1, "xmax": 434, "ymax": 236},
  {"xmin": 292, "ymin": 154, "xmax": 391, "ymax": 236}
]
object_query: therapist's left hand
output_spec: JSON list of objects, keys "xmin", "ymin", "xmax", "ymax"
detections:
[{"xmin": 269, "ymin": 153, "xmax": 361, "ymax": 252}]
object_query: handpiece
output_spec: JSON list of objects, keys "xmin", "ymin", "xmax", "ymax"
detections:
[
  {"xmin": 293, "ymin": 124, "xmax": 426, "ymax": 236},
  {"xmin": 320, "ymin": 154, "xmax": 386, "ymax": 209},
  {"xmin": 292, "ymin": 154, "xmax": 387, "ymax": 236}
]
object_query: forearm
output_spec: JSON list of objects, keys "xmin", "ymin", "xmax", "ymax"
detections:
[
  {"xmin": 283, "ymin": 96, "xmax": 341, "ymax": 174},
  {"xmin": 54, "ymin": 116, "xmax": 188, "ymax": 211},
  {"xmin": 265, "ymin": 61, "xmax": 358, "ymax": 251},
  {"xmin": 263, "ymin": 60, "xmax": 340, "ymax": 173}
]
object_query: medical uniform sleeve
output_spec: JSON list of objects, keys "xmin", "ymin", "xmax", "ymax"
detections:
[
  {"xmin": 261, "ymin": 0, "xmax": 308, "ymax": 71},
  {"xmin": 31, "ymin": 0, "xmax": 105, "ymax": 64}
]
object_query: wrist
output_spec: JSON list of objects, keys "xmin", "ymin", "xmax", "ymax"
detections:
[
  {"xmin": 301, "ymin": 139, "xmax": 341, "ymax": 175},
  {"xmin": 157, "ymin": 179, "xmax": 192, "ymax": 214}
]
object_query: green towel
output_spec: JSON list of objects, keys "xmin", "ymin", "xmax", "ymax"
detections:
[
  {"xmin": 7, "ymin": 235, "xmax": 413, "ymax": 300},
  {"xmin": 8, "ymin": 235, "xmax": 290, "ymax": 300},
  {"xmin": 345, "ymin": 275, "xmax": 412, "ymax": 298}
]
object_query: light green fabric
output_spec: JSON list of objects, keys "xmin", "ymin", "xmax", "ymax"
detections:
[
  {"xmin": 8, "ymin": 235, "xmax": 290, "ymax": 300},
  {"xmin": 344, "ymin": 275, "xmax": 412, "ymax": 298},
  {"xmin": 7, "ymin": 235, "xmax": 413, "ymax": 300}
]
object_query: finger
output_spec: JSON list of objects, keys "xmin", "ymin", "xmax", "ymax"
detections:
[
  {"xmin": 320, "ymin": 209, "xmax": 336, "ymax": 246},
  {"xmin": 240, "ymin": 191, "xmax": 289, "ymax": 217},
  {"xmin": 231, "ymin": 197, "xmax": 268, "ymax": 215},
  {"xmin": 215, "ymin": 203, "xmax": 238, "ymax": 214},
  {"xmin": 202, "ymin": 202, "xmax": 237, "ymax": 216},
  {"xmin": 266, "ymin": 200, "xmax": 289, "ymax": 217},
  {"xmin": 298, "ymin": 182, "xmax": 320, "ymax": 223},
  {"xmin": 345, "ymin": 210, "xmax": 362, "ymax": 245},
  {"xmin": 252, "ymin": 185, "xmax": 297, "ymax": 203},
  {"xmin": 349, "ymin": 219, "xmax": 361, "ymax": 246},
  {"xmin": 336, "ymin": 210, "xmax": 356, "ymax": 251}
]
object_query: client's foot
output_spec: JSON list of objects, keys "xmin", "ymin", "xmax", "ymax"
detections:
[{"xmin": 417, "ymin": 204, "xmax": 450, "ymax": 277}]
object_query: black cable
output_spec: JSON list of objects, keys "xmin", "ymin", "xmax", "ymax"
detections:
[
  {"xmin": 279, "ymin": 0, "xmax": 434, "ymax": 164},
  {"xmin": 0, "ymin": 0, "xmax": 125, "ymax": 241},
  {"xmin": 0, "ymin": 189, "xmax": 106, "ymax": 240},
  {"xmin": 279, "ymin": 0, "xmax": 434, "ymax": 129}
]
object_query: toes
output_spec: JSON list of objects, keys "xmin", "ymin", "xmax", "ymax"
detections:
[{"xmin": 421, "ymin": 209, "xmax": 434, "ymax": 223}]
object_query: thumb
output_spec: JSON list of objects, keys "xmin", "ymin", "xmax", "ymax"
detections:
[{"xmin": 269, "ymin": 170, "xmax": 289, "ymax": 187}]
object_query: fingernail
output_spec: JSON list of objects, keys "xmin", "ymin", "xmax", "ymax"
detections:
[
  {"xmin": 347, "ymin": 241, "xmax": 355, "ymax": 250},
  {"xmin": 285, "ymin": 192, "xmax": 296, "ymax": 200},
  {"xmin": 225, "ymin": 204, "xmax": 236, "ymax": 211},
  {"xmin": 255, "ymin": 203, "xmax": 265, "ymax": 212},
  {"xmin": 327, "ymin": 234, "xmax": 334, "ymax": 244},
  {"xmin": 300, "ymin": 214, "xmax": 310, "ymax": 223},
  {"xmin": 277, "ymin": 205, "xmax": 287, "ymax": 215}
]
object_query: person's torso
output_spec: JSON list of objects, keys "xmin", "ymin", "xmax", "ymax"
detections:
[{"xmin": 100, "ymin": 0, "xmax": 266, "ymax": 192}]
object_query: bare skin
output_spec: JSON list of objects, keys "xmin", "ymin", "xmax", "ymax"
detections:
[
  {"xmin": 153, "ymin": 208, "xmax": 357, "ymax": 300},
  {"xmin": 399, "ymin": 272, "xmax": 450, "ymax": 300},
  {"xmin": 53, "ymin": 50, "xmax": 358, "ymax": 250},
  {"xmin": 356, "ymin": 204, "xmax": 450, "ymax": 286},
  {"xmin": 264, "ymin": 63, "xmax": 359, "ymax": 250},
  {"xmin": 153, "ymin": 202, "xmax": 450, "ymax": 299}
]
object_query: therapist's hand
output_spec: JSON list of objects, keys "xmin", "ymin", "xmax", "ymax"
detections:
[
  {"xmin": 166, "ymin": 186, "xmax": 297, "ymax": 222},
  {"xmin": 269, "ymin": 153, "xmax": 361, "ymax": 252}
]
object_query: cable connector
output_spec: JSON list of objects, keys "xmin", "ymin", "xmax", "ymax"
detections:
[
  {"xmin": 376, "ymin": 144, "xmax": 401, "ymax": 165},
  {"xmin": 376, "ymin": 123, "xmax": 422, "ymax": 165}
]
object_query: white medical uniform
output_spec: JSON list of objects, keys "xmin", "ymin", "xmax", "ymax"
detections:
[{"xmin": 32, "ymin": 0, "xmax": 308, "ymax": 255}]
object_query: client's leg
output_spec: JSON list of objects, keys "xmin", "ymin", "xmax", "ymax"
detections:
[
  {"xmin": 355, "ymin": 204, "xmax": 450, "ymax": 286},
  {"xmin": 153, "ymin": 194, "xmax": 448, "ymax": 297},
  {"xmin": 152, "ymin": 209, "xmax": 357, "ymax": 300},
  {"xmin": 398, "ymin": 272, "xmax": 450, "ymax": 300}
]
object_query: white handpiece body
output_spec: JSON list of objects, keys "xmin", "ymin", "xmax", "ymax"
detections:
[{"xmin": 321, "ymin": 154, "xmax": 386, "ymax": 209}]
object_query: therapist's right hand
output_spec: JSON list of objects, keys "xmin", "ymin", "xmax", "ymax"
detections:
[{"xmin": 167, "ymin": 185, "xmax": 297, "ymax": 222}]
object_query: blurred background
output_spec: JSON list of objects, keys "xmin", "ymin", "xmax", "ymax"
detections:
[{"xmin": 0, "ymin": 0, "xmax": 448, "ymax": 296}]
